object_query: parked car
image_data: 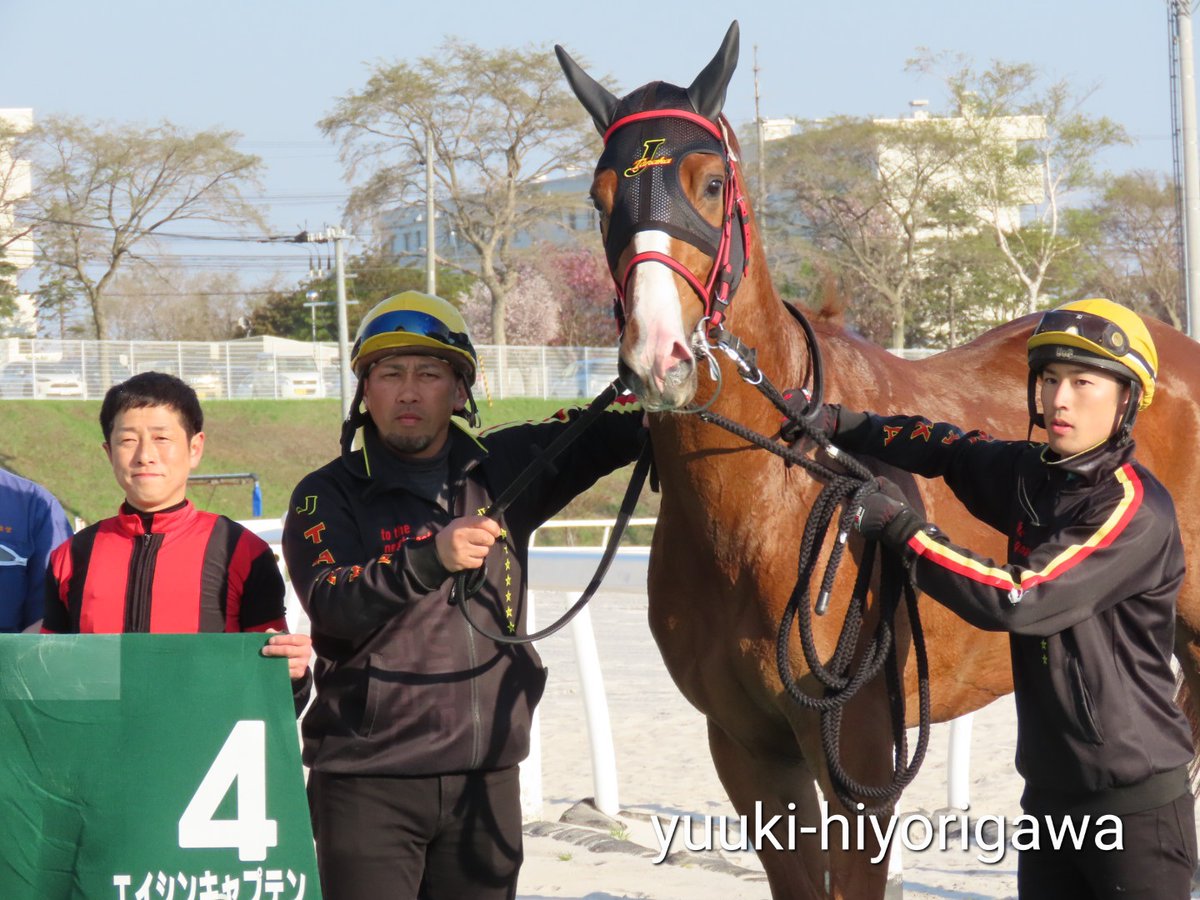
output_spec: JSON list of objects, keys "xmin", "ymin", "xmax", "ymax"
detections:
[
  {"xmin": 234, "ymin": 355, "xmax": 326, "ymax": 399},
  {"xmin": 0, "ymin": 361, "xmax": 86, "ymax": 399},
  {"xmin": 553, "ymin": 358, "xmax": 620, "ymax": 397},
  {"xmin": 130, "ymin": 360, "xmax": 225, "ymax": 399}
]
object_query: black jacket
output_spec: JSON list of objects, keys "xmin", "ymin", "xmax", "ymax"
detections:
[
  {"xmin": 839, "ymin": 413, "xmax": 1193, "ymax": 814},
  {"xmin": 282, "ymin": 404, "xmax": 644, "ymax": 776}
]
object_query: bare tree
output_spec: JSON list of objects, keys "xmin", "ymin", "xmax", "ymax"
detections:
[
  {"xmin": 1078, "ymin": 171, "xmax": 1183, "ymax": 328},
  {"xmin": 101, "ymin": 266, "xmax": 260, "ymax": 341},
  {"xmin": 911, "ymin": 53, "xmax": 1129, "ymax": 314},
  {"xmin": 319, "ymin": 40, "xmax": 598, "ymax": 344},
  {"xmin": 19, "ymin": 116, "xmax": 264, "ymax": 339}
]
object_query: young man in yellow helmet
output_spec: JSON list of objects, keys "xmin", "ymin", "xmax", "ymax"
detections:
[
  {"xmin": 813, "ymin": 298, "xmax": 1195, "ymax": 898},
  {"xmin": 281, "ymin": 291, "xmax": 644, "ymax": 900}
]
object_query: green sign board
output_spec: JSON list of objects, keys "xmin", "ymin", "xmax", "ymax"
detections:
[{"xmin": 0, "ymin": 634, "xmax": 321, "ymax": 900}]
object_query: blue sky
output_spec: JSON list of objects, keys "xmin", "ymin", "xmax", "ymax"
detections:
[{"xmin": 0, "ymin": 0, "xmax": 1186, "ymax": 283}]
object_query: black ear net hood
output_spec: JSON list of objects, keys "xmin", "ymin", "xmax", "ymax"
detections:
[{"xmin": 555, "ymin": 23, "xmax": 741, "ymax": 280}]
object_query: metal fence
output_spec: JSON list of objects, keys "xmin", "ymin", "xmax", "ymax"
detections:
[
  {"xmin": 0, "ymin": 338, "xmax": 623, "ymax": 401},
  {"xmin": 0, "ymin": 337, "xmax": 936, "ymax": 401}
]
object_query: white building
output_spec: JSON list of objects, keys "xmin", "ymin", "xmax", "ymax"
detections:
[
  {"xmin": 0, "ymin": 108, "xmax": 35, "ymax": 336},
  {"xmin": 874, "ymin": 101, "xmax": 1045, "ymax": 235}
]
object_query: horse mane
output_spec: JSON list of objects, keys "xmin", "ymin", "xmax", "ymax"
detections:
[{"xmin": 783, "ymin": 270, "xmax": 848, "ymax": 328}]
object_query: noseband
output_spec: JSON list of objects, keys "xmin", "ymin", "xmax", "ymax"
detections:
[{"xmin": 599, "ymin": 108, "xmax": 751, "ymax": 337}]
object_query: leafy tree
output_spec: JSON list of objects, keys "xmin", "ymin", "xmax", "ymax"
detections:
[
  {"xmin": 31, "ymin": 274, "xmax": 85, "ymax": 339},
  {"xmin": 319, "ymin": 40, "xmax": 598, "ymax": 344},
  {"xmin": 252, "ymin": 247, "xmax": 475, "ymax": 341},
  {"xmin": 19, "ymin": 116, "xmax": 264, "ymax": 340},
  {"xmin": 0, "ymin": 252, "xmax": 16, "ymax": 322},
  {"xmin": 909, "ymin": 53, "xmax": 1129, "ymax": 314},
  {"xmin": 768, "ymin": 116, "xmax": 968, "ymax": 349}
]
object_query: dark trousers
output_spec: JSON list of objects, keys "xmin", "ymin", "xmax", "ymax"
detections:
[
  {"xmin": 1017, "ymin": 793, "xmax": 1196, "ymax": 899},
  {"xmin": 307, "ymin": 767, "xmax": 524, "ymax": 900}
]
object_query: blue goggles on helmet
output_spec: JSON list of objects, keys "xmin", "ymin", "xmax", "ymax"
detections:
[{"xmin": 355, "ymin": 309, "xmax": 473, "ymax": 356}]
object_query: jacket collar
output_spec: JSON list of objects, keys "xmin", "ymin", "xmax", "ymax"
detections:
[
  {"xmin": 344, "ymin": 420, "xmax": 488, "ymax": 498},
  {"xmin": 1040, "ymin": 437, "xmax": 1136, "ymax": 486},
  {"xmin": 115, "ymin": 499, "xmax": 198, "ymax": 536}
]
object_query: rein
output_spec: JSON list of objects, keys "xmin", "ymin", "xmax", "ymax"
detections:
[{"xmin": 449, "ymin": 384, "xmax": 651, "ymax": 645}]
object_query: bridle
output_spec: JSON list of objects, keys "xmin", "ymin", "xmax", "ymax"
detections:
[{"xmin": 599, "ymin": 108, "xmax": 751, "ymax": 342}]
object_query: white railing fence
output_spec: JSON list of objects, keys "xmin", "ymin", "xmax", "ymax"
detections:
[
  {"xmin": 0, "ymin": 337, "xmax": 621, "ymax": 401},
  {"xmin": 0, "ymin": 336, "xmax": 938, "ymax": 402}
]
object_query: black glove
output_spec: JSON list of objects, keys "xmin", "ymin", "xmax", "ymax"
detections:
[
  {"xmin": 781, "ymin": 402, "xmax": 869, "ymax": 451},
  {"xmin": 850, "ymin": 477, "xmax": 926, "ymax": 549}
]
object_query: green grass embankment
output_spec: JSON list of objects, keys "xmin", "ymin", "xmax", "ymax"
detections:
[{"xmin": 0, "ymin": 398, "xmax": 659, "ymax": 537}]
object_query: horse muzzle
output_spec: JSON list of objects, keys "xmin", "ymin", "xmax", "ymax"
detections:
[{"xmin": 619, "ymin": 355, "xmax": 697, "ymax": 410}]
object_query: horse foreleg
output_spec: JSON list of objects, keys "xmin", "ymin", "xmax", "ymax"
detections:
[
  {"xmin": 1174, "ymin": 619, "xmax": 1200, "ymax": 787},
  {"xmin": 707, "ymin": 717, "xmax": 828, "ymax": 900}
]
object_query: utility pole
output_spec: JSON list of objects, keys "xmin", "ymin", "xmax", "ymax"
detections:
[
  {"xmin": 331, "ymin": 227, "xmax": 353, "ymax": 417},
  {"xmin": 296, "ymin": 228, "xmax": 356, "ymax": 417},
  {"xmin": 425, "ymin": 128, "xmax": 437, "ymax": 295},
  {"xmin": 1173, "ymin": 0, "xmax": 1200, "ymax": 337},
  {"xmin": 753, "ymin": 45, "xmax": 767, "ymax": 245}
]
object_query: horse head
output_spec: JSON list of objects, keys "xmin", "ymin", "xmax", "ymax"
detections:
[{"xmin": 556, "ymin": 22, "xmax": 747, "ymax": 410}]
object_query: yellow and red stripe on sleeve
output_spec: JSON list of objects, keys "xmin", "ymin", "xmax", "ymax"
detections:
[{"xmin": 906, "ymin": 463, "xmax": 1143, "ymax": 600}]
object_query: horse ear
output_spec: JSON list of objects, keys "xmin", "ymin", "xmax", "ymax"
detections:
[
  {"xmin": 687, "ymin": 21, "xmax": 740, "ymax": 121},
  {"xmin": 556, "ymin": 45, "xmax": 619, "ymax": 136}
]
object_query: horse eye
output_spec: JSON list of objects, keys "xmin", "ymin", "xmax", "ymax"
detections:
[{"xmin": 704, "ymin": 177, "xmax": 724, "ymax": 199}]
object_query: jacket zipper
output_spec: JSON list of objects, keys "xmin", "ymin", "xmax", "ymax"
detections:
[
  {"xmin": 449, "ymin": 468, "xmax": 485, "ymax": 771},
  {"xmin": 124, "ymin": 532, "xmax": 163, "ymax": 633}
]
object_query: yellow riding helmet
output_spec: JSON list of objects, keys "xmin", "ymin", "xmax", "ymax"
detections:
[
  {"xmin": 1027, "ymin": 298, "xmax": 1157, "ymax": 410},
  {"xmin": 351, "ymin": 291, "xmax": 477, "ymax": 384}
]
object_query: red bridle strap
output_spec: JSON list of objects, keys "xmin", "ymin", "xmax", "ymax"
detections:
[{"xmin": 603, "ymin": 109, "xmax": 723, "ymax": 145}]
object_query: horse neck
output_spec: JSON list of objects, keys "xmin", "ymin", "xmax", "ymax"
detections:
[{"xmin": 650, "ymin": 250, "xmax": 813, "ymax": 502}]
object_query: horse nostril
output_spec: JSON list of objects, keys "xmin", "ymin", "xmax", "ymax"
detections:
[{"xmin": 663, "ymin": 357, "xmax": 695, "ymax": 389}]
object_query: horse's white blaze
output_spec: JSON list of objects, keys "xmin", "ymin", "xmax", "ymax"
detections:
[{"xmin": 625, "ymin": 230, "xmax": 692, "ymax": 395}]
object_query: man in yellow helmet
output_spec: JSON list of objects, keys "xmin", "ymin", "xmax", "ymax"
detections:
[
  {"xmin": 812, "ymin": 299, "xmax": 1195, "ymax": 898},
  {"xmin": 281, "ymin": 291, "xmax": 645, "ymax": 900}
]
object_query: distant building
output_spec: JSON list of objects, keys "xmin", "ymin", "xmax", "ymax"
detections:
[
  {"xmin": 0, "ymin": 108, "xmax": 35, "ymax": 336},
  {"xmin": 382, "ymin": 171, "xmax": 598, "ymax": 270}
]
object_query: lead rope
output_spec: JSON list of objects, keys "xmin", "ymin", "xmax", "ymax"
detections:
[
  {"xmin": 695, "ymin": 317, "xmax": 931, "ymax": 815},
  {"xmin": 449, "ymin": 383, "xmax": 653, "ymax": 646}
]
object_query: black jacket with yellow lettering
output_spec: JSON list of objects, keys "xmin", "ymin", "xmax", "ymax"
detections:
[
  {"xmin": 282, "ymin": 403, "xmax": 644, "ymax": 777},
  {"xmin": 836, "ymin": 413, "xmax": 1193, "ymax": 815}
]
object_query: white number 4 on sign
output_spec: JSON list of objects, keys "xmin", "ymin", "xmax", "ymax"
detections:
[{"xmin": 178, "ymin": 720, "xmax": 279, "ymax": 862}]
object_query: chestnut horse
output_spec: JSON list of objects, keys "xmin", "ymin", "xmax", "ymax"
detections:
[{"xmin": 557, "ymin": 21, "xmax": 1200, "ymax": 900}]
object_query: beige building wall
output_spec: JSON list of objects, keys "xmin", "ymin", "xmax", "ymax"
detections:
[{"xmin": 0, "ymin": 108, "xmax": 35, "ymax": 336}]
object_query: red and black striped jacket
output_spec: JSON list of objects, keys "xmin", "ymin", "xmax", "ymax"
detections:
[
  {"xmin": 838, "ymin": 412, "xmax": 1193, "ymax": 815},
  {"xmin": 44, "ymin": 500, "xmax": 286, "ymax": 634}
]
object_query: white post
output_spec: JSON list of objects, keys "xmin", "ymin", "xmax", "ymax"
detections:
[
  {"xmin": 1177, "ymin": 1, "xmax": 1200, "ymax": 337},
  {"xmin": 520, "ymin": 590, "xmax": 544, "ymax": 822},
  {"xmin": 332, "ymin": 228, "xmax": 354, "ymax": 419},
  {"xmin": 885, "ymin": 836, "xmax": 903, "ymax": 899},
  {"xmin": 946, "ymin": 713, "xmax": 973, "ymax": 811},
  {"xmin": 425, "ymin": 128, "xmax": 436, "ymax": 296},
  {"xmin": 569, "ymin": 597, "xmax": 620, "ymax": 816}
]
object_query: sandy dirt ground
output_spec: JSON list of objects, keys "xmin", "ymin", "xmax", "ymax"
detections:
[{"xmin": 515, "ymin": 589, "xmax": 1200, "ymax": 900}]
